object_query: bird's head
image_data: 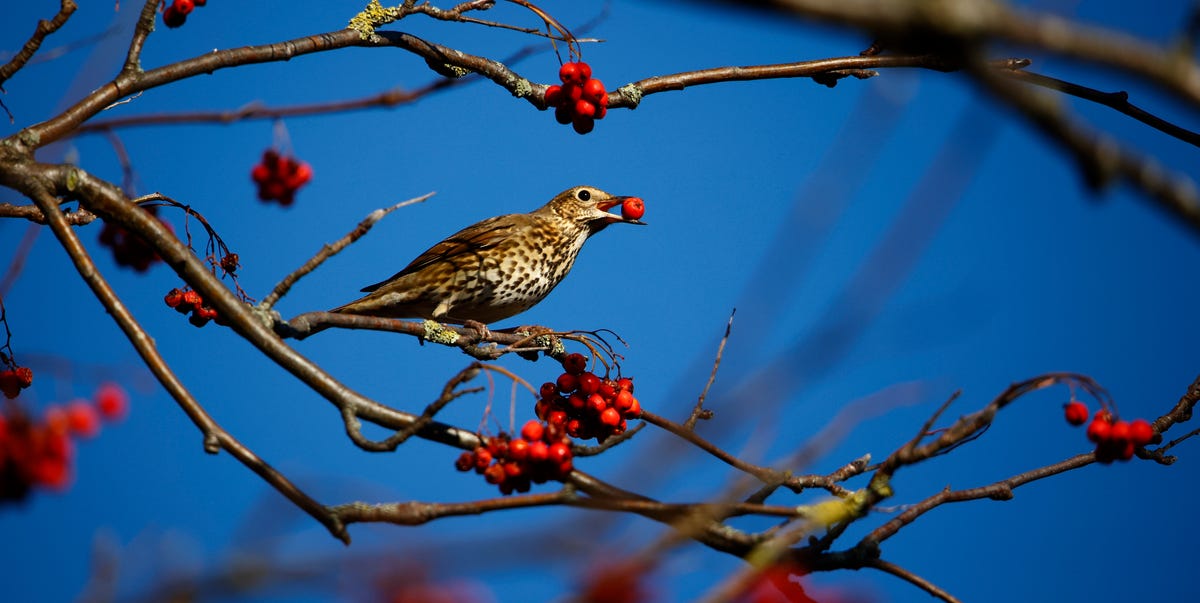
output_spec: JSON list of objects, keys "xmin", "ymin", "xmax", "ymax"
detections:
[{"xmin": 538, "ymin": 185, "xmax": 647, "ymax": 233}]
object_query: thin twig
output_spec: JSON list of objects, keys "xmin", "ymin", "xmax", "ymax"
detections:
[
  {"xmin": 867, "ymin": 559, "xmax": 962, "ymax": 603},
  {"xmin": 685, "ymin": 309, "xmax": 735, "ymax": 430},
  {"xmin": 1003, "ymin": 68, "xmax": 1200, "ymax": 148},
  {"xmin": 0, "ymin": 0, "xmax": 78, "ymax": 91},
  {"xmin": 260, "ymin": 192, "xmax": 434, "ymax": 310}
]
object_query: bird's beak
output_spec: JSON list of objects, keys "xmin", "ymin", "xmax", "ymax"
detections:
[{"xmin": 596, "ymin": 196, "xmax": 647, "ymax": 225}]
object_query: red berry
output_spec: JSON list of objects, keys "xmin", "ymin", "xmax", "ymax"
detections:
[
  {"xmin": 562, "ymin": 353, "xmax": 588, "ymax": 375},
  {"xmin": 164, "ymin": 288, "xmax": 184, "ymax": 308},
  {"xmin": 508, "ymin": 438, "xmax": 530, "ymax": 461},
  {"xmin": 502, "ymin": 461, "xmax": 524, "ymax": 478},
  {"xmin": 0, "ymin": 372, "xmax": 18, "ymax": 399},
  {"xmin": 16, "ymin": 367, "xmax": 32, "ymax": 388},
  {"xmin": 567, "ymin": 393, "xmax": 586, "ymax": 410},
  {"xmin": 1086, "ymin": 415, "xmax": 1110, "ymax": 443},
  {"xmin": 473, "ymin": 446, "xmax": 492, "ymax": 470},
  {"xmin": 616, "ymin": 377, "xmax": 634, "ymax": 392},
  {"xmin": 162, "ymin": 5, "xmax": 186, "ymax": 27},
  {"xmin": 44, "ymin": 405, "xmax": 69, "ymax": 435},
  {"xmin": 1108, "ymin": 420, "xmax": 1131, "ymax": 445},
  {"xmin": 614, "ymin": 390, "xmax": 635, "ymax": 412},
  {"xmin": 528, "ymin": 440, "xmax": 549, "ymax": 463},
  {"xmin": 483, "ymin": 463, "xmax": 506, "ymax": 484},
  {"xmin": 566, "ymin": 419, "xmax": 583, "ymax": 438},
  {"xmin": 547, "ymin": 410, "xmax": 568, "ymax": 427},
  {"xmin": 94, "ymin": 383, "xmax": 129, "ymax": 421},
  {"xmin": 1063, "ymin": 401, "xmax": 1088, "ymax": 426},
  {"xmin": 565, "ymin": 82, "xmax": 584, "ymax": 102},
  {"xmin": 544, "ymin": 84, "xmax": 563, "ymax": 107},
  {"xmin": 595, "ymin": 105, "xmax": 608, "ymax": 120},
  {"xmin": 621, "ymin": 197, "xmax": 646, "ymax": 221},
  {"xmin": 572, "ymin": 116, "xmax": 595, "ymax": 135},
  {"xmin": 181, "ymin": 289, "xmax": 203, "ymax": 309},
  {"xmin": 556, "ymin": 372, "xmax": 579, "ymax": 393},
  {"xmin": 1129, "ymin": 419, "xmax": 1154, "ymax": 447},
  {"xmin": 521, "ymin": 420, "xmax": 545, "ymax": 442},
  {"xmin": 574, "ymin": 99, "xmax": 596, "ymax": 119},
  {"xmin": 539, "ymin": 382, "xmax": 559, "ymax": 400},
  {"xmin": 285, "ymin": 161, "xmax": 313, "ymax": 189},
  {"xmin": 454, "ymin": 451, "xmax": 474, "ymax": 471},
  {"xmin": 548, "ymin": 441, "xmax": 571, "ymax": 465},
  {"xmin": 587, "ymin": 394, "xmax": 608, "ymax": 415},
  {"xmin": 65, "ymin": 400, "xmax": 101, "ymax": 438},
  {"xmin": 554, "ymin": 104, "xmax": 573, "ymax": 125},
  {"xmin": 625, "ymin": 397, "xmax": 642, "ymax": 418},
  {"xmin": 578, "ymin": 373, "xmax": 601, "ymax": 395},
  {"xmin": 174, "ymin": 0, "xmax": 195, "ymax": 16},
  {"xmin": 600, "ymin": 407, "xmax": 621, "ymax": 427},
  {"xmin": 251, "ymin": 163, "xmax": 271, "ymax": 184},
  {"xmin": 582, "ymin": 78, "xmax": 606, "ymax": 103},
  {"xmin": 556, "ymin": 458, "xmax": 574, "ymax": 478},
  {"xmin": 188, "ymin": 312, "xmax": 211, "ymax": 328},
  {"xmin": 556, "ymin": 62, "xmax": 580, "ymax": 83},
  {"xmin": 576, "ymin": 62, "xmax": 592, "ymax": 81}
]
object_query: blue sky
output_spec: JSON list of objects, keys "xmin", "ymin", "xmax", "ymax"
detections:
[{"xmin": 2, "ymin": 1, "xmax": 1199, "ymax": 602}]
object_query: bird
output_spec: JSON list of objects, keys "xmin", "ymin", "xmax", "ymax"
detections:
[{"xmin": 330, "ymin": 185, "xmax": 645, "ymax": 326}]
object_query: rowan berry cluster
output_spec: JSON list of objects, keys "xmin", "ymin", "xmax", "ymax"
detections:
[
  {"xmin": 98, "ymin": 205, "xmax": 173, "ymax": 272},
  {"xmin": 251, "ymin": 149, "xmax": 312, "ymax": 207},
  {"xmin": 0, "ymin": 367, "xmax": 33, "ymax": 399},
  {"xmin": 455, "ymin": 419, "xmax": 574, "ymax": 495},
  {"xmin": 164, "ymin": 287, "xmax": 225, "ymax": 327},
  {"xmin": 162, "ymin": 0, "xmax": 207, "ymax": 28},
  {"xmin": 0, "ymin": 383, "xmax": 129, "ymax": 503},
  {"xmin": 1063, "ymin": 401, "xmax": 1156, "ymax": 463},
  {"xmin": 544, "ymin": 61, "xmax": 609, "ymax": 135},
  {"xmin": 535, "ymin": 353, "xmax": 642, "ymax": 444}
]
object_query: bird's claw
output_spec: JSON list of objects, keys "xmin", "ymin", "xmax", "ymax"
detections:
[{"xmin": 463, "ymin": 319, "xmax": 491, "ymax": 343}]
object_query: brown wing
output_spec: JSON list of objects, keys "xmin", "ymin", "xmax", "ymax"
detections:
[{"xmin": 360, "ymin": 215, "xmax": 517, "ymax": 292}]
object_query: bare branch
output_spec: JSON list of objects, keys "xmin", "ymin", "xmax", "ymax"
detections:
[
  {"xmin": 260, "ymin": 192, "xmax": 435, "ymax": 310},
  {"xmin": 0, "ymin": 0, "xmax": 77, "ymax": 93}
]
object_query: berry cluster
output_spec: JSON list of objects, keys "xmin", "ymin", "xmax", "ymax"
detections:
[
  {"xmin": 98, "ymin": 205, "xmax": 173, "ymax": 272},
  {"xmin": 251, "ymin": 149, "xmax": 312, "ymax": 207},
  {"xmin": 162, "ymin": 0, "xmax": 207, "ymax": 28},
  {"xmin": 534, "ymin": 353, "xmax": 641, "ymax": 444},
  {"xmin": 0, "ymin": 366, "xmax": 33, "ymax": 399},
  {"xmin": 544, "ymin": 61, "xmax": 609, "ymax": 135},
  {"xmin": 621, "ymin": 197, "xmax": 645, "ymax": 221},
  {"xmin": 455, "ymin": 419, "xmax": 574, "ymax": 495},
  {"xmin": 1063, "ymin": 401, "xmax": 1156, "ymax": 463},
  {"xmin": 0, "ymin": 383, "xmax": 128, "ymax": 503},
  {"xmin": 164, "ymin": 287, "xmax": 225, "ymax": 327}
]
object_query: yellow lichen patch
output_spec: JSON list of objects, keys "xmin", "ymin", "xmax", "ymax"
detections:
[
  {"xmin": 423, "ymin": 319, "xmax": 461, "ymax": 345},
  {"xmin": 348, "ymin": 0, "xmax": 400, "ymax": 39}
]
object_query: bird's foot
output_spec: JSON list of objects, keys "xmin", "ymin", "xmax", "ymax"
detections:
[{"xmin": 462, "ymin": 319, "xmax": 491, "ymax": 343}]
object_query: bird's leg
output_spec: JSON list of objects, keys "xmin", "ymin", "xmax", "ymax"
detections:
[{"xmin": 462, "ymin": 319, "xmax": 491, "ymax": 343}]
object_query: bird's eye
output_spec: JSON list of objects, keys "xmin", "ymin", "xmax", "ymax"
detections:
[{"xmin": 577, "ymin": 189, "xmax": 591, "ymax": 202}]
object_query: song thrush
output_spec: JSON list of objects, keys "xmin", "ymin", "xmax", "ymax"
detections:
[{"xmin": 331, "ymin": 185, "xmax": 645, "ymax": 325}]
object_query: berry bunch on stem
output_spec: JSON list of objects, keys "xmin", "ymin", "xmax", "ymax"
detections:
[
  {"xmin": 98, "ymin": 205, "xmax": 173, "ymax": 272},
  {"xmin": 1063, "ymin": 400, "xmax": 1156, "ymax": 463},
  {"xmin": 0, "ymin": 383, "xmax": 130, "ymax": 503},
  {"xmin": 535, "ymin": 353, "xmax": 641, "ymax": 444},
  {"xmin": 544, "ymin": 61, "xmax": 609, "ymax": 135},
  {"xmin": 0, "ymin": 366, "xmax": 33, "ymax": 399},
  {"xmin": 164, "ymin": 287, "xmax": 225, "ymax": 327},
  {"xmin": 251, "ymin": 149, "xmax": 313, "ymax": 207},
  {"xmin": 454, "ymin": 419, "xmax": 574, "ymax": 495}
]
